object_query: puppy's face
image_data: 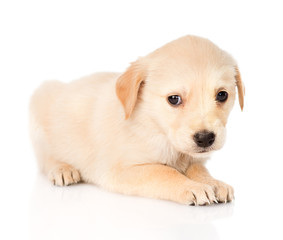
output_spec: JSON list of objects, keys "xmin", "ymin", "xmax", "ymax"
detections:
[{"xmin": 116, "ymin": 36, "xmax": 244, "ymax": 158}]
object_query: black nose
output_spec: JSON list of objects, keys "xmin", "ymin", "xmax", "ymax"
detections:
[{"xmin": 193, "ymin": 131, "xmax": 215, "ymax": 148}]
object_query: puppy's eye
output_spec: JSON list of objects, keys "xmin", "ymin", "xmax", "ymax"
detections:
[
  {"xmin": 168, "ymin": 95, "xmax": 182, "ymax": 106},
  {"xmin": 216, "ymin": 91, "xmax": 228, "ymax": 102}
]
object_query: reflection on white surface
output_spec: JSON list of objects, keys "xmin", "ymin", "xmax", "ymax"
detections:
[{"xmin": 29, "ymin": 174, "xmax": 234, "ymax": 240}]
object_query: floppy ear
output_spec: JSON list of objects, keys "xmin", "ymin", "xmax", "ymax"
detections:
[
  {"xmin": 116, "ymin": 61, "xmax": 145, "ymax": 119},
  {"xmin": 235, "ymin": 67, "xmax": 245, "ymax": 111}
]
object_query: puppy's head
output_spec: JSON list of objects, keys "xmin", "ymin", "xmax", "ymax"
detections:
[{"xmin": 116, "ymin": 35, "xmax": 244, "ymax": 158}]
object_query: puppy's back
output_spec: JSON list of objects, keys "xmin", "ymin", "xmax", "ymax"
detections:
[{"xmin": 29, "ymin": 72, "xmax": 121, "ymax": 174}]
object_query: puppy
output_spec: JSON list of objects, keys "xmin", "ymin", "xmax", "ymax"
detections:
[{"xmin": 30, "ymin": 35, "xmax": 244, "ymax": 205}]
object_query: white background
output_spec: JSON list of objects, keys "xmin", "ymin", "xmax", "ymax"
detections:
[{"xmin": 1, "ymin": 1, "xmax": 283, "ymax": 239}]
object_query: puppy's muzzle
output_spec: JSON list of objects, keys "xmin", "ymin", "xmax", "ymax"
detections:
[{"xmin": 193, "ymin": 131, "xmax": 215, "ymax": 148}]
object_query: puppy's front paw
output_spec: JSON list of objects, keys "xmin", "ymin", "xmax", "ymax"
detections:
[
  {"xmin": 208, "ymin": 180, "xmax": 234, "ymax": 203},
  {"xmin": 48, "ymin": 164, "xmax": 81, "ymax": 186},
  {"xmin": 183, "ymin": 182, "xmax": 217, "ymax": 206}
]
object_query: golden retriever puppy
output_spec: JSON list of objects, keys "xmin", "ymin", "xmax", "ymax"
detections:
[{"xmin": 30, "ymin": 35, "xmax": 244, "ymax": 205}]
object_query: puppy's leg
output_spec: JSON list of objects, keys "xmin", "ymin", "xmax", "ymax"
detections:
[
  {"xmin": 46, "ymin": 158, "xmax": 81, "ymax": 186},
  {"xmin": 185, "ymin": 163, "xmax": 234, "ymax": 203},
  {"xmin": 105, "ymin": 164, "xmax": 217, "ymax": 205}
]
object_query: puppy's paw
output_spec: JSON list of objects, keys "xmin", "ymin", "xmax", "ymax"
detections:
[
  {"xmin": 48, "ymin": 164, "xmax": 81, "ymax": 186},
  {"xmin": 208, "ymin": 180, "xmax": 234, "ymax": 203},
  {"xmin": 183, "ymin": 182, "xmax": 217, "ymax": 206}
]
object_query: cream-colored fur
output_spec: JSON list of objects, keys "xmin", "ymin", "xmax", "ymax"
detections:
[{"xmin": 30, "ymin": 35, "xmax": 244, "ymax": 205}]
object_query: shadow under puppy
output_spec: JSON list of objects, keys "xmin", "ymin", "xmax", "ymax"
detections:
[{"xmin": 30, "ymin": 35, "xmax": 244, "ymax": 205}]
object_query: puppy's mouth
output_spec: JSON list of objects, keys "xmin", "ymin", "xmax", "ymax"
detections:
[
  {"xmin": 197, "ymin": 149, "xmax": 210, "ymax": 153},
  {"xmin": 194, "ymin": 144, "xmax": 215, "ymax": 153},
  {"xmin": 190, "ymin": 146, "xmax": 216, "ymax": 158}
]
